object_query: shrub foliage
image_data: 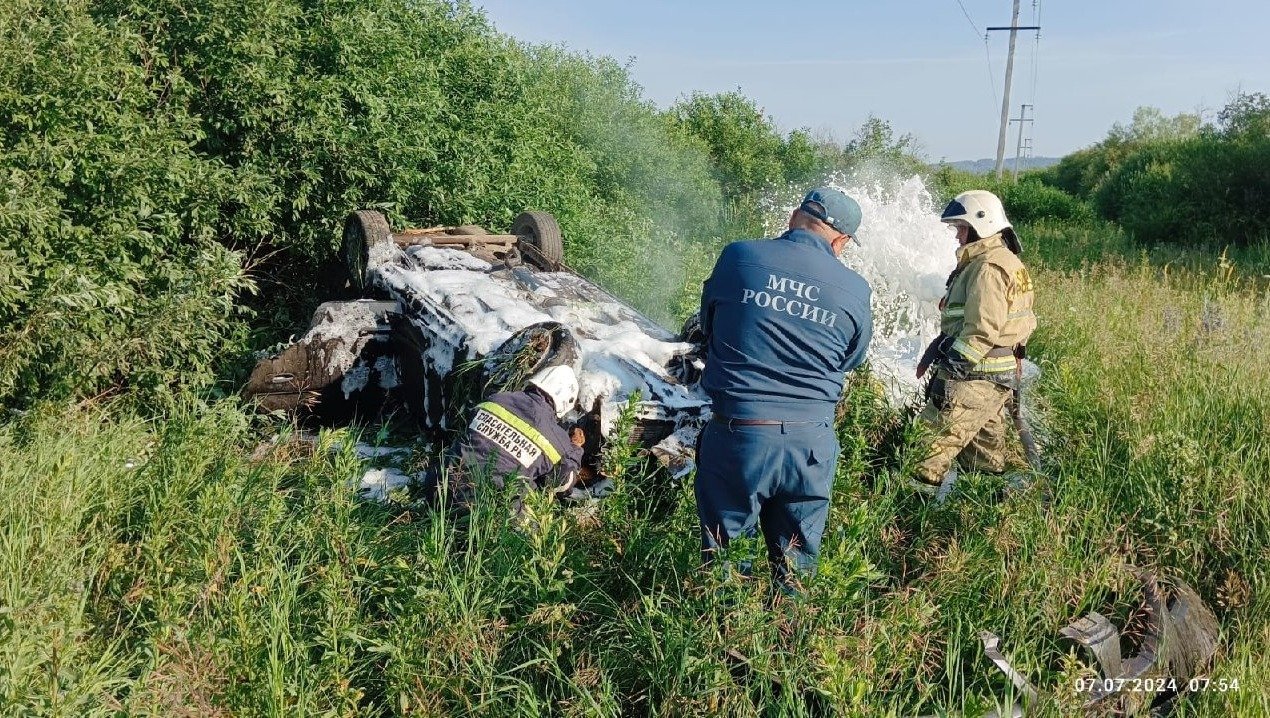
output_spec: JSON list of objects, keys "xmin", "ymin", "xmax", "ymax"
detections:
[
  {"xmin": 1, "ymin": 0, "xmax": 858, "ymax": 409},
  {"xmin": 1033, "ymin": 96, "xmax": 1270, "ymax": 248}
]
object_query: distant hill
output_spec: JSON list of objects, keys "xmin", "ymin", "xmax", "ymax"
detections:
[{"xmin": 937, "ymin": 157, "xmax": 1061, "ymax": 174}]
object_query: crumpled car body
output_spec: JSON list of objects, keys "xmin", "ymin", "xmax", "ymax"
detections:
[{"xmin": 245, "ymin": 210, "xmax": 709, "ymax": 486}]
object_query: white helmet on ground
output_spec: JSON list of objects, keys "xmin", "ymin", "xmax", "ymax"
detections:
[{"xmin": 527, "ymin": 365, "xmax": 579, "ymax": 419}]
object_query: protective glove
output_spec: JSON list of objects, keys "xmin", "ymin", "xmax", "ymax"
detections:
[
  {"xmin": 553, "ymin": 470, "xmax": 578, "ymax": 497},
  {"xmin": 569, "ymin": 427, "xmax": 586, "ymax": 448},
  {"xmin": 939, "ymin": 340, "xmax": 976, "ymax": 379},
  {"xmin": 915, "ymin": 333, "xmax": 946, "ymax": 379}
]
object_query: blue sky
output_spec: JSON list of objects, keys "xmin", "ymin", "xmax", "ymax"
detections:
[{"xmin": 473, "ymin": 1, "xmax": 1270, "ymax": 161}]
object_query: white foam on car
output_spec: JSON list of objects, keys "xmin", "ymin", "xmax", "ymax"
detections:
[
  {"xmin": 301, "ymin": 300, "xmax": 401, "ymax": 399},
  {"xmin": 369, "ymin": 177, "xmax": 982, "ymax": 426},
  {"xmin": 376, "ymin": 246, "xmax": 707, "ymax": 433},
  {"xmin": 303, "ymin": 301, "xmax": 385, "ymax": 374}
]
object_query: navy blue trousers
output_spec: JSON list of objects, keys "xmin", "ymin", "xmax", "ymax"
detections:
[{"xmin": 694, "ymin": 418, "xmax": 839, "ymax": 588}]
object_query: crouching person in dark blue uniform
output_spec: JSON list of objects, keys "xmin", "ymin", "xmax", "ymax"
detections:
[
  {"xmin": 449, "ymin": 365, "xmax": 586, "ymax": 512},
  {"xmin": 696, "ymin": 187, "xmax": 873, "ymax": 595}
]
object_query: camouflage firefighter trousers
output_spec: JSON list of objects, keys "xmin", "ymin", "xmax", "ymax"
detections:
[{"xmin": 915, "ymin": 375, "xmax": 1023, "ymax": 485}]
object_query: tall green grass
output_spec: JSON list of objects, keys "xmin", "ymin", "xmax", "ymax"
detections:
[{"xmin": 2, "ymin": 233, "xmax": 1269, "ymax": 716}]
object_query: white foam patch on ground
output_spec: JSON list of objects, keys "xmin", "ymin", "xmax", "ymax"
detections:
[
  {"xmin": 314, "ymin": 440, "xmax": 420, "ymax": 504},
  {"xmin": 351, "ymin": 442, "xmax": 422, "ymax": 503},
  {"xmin": 358, "ymin": 467, "xmax": 415, "ymax": 502},
  {"xmin": 350, "ymin": 442, "xmax": 411, "ymax": 458}
]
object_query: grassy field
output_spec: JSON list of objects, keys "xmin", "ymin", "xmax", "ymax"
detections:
[{"xmin": 2, "ymin": 227, "xmax": 1269, "ymax": 717}]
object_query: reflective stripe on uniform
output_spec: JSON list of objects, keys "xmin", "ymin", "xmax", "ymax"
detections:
[
  {"xmin": 951, "ymin": 337, "xmax": 986, "ymax": 364},
  {"xmin": 472, "ymin": 402, "xmax": 561, "ymax": 467},
  {"xmin": 972, "ymin": 355, "xmax": 1018, "ymax": 373},
  {"xmin": 942, "ymin": 305, "xmax": 966, "ymax": 319}
]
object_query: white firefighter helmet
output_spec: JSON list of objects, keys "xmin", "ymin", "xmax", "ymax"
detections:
[
  {"xmin": 940, "ymin": 190, "xmax": 1021, "ymax": 253},
  {"xmin": 941, "ymin": 190, "xmax": 1011, "ymax": 238},
  {"xmin": 527, "ymin": 365, "xmax": 579, "ymax": 419}
]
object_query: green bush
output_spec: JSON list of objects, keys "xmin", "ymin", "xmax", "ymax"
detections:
[
  {"xmin": 0, "ymin": 0, "xmax": 252, "ymax": 408},
  {"xmin": 1003, "ymin": 178, "xmax": 1099, "ymax": 226},
  {"xmin": 2, "ymin": 0, "xmax": 928, "ymax": 410},
  {"xmin": 1034, "ymin": 105, "xmax": 1203, "ymax": 200},
  {"xmin": 1094, "ymin": 134, "xmax": 1270, "ymax": 248},
  {"xmin": 0, "ymin": 0, "xmax": 730, "ymax": 406},
  {"xmin": 668, "ymin": 92, "xmax": 790, "ymax": 198},
  {"xmin": 929, "ymin": 167, "xmax": 1096, "ymax": 228},
  {"xmin": 1032, "ymin": 97, "xmax": 1270, "ymax": 249}
]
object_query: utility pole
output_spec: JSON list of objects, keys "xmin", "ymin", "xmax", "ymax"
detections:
[
  {"xmin": 988, "ymin": 2, "xmax": 1040, "ymax": 178},
  {"xmin": 1011, "ymin": 103, "xmax": 1034, "ymax": 180}
]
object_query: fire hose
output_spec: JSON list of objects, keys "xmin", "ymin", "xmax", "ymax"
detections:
[
  {"xmin": 1013, "ymin": 354, "xmax": 1042, "ymax": 470},
  {"xmin": 918, "ymin": 335, "xmax": 1042, "ymax": 470}
]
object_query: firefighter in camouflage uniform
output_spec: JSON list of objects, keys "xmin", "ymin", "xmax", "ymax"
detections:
[{"xmin": 912, "ymin": 190, "xmax": 1036, "ymax": 498}]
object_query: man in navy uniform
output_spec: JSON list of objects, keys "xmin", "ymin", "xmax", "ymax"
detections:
[
  {"xmin": 452, "ymin": 365, "xmax": 586, "ymax": 509},
  {"xmin": 695, "ymin": 187, "xmax": 873, "ymax": 593}
]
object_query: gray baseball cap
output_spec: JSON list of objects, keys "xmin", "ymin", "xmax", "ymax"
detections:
[{"xmin": 799, "ymin": 187, "xmax": 862, "ymax": 240}]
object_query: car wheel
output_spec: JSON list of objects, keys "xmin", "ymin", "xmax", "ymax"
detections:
[
  {"xmin": 510, "ymin": 211, "xmax": 564, "ymax": 269},
  {"xmin": 484, "ymin": 322, "xmax": 579, "ymax": 392},
  {"xmin": 342, "ymin": 210, "xmax": 393, "ymax": 291}
]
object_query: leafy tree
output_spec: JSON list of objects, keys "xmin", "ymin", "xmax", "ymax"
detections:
[
  {"xmin": 1217, "ymin": 91, "xmax": 1270, "ymax": 139},
  {"xmin": 1036, "ymin": 98, "xmax": 1270, "ymax": 246},
  {"xmin": 0, "ymin": 0, "xmax": 782, "ymax": 406},
  {"xmin": 845, "ymin": 115, "xmax": 927, "ymax": 176},
  {"xmin": 1038, "ymin": 106, "xmax": 1202, "ymax": 199},
  {"xmin": 668, "ymin": 91, "xmax": 790, "ymax": 197},
  {"xmin": 1094, "ymin": 134, "xmax": 1270, "ymax": 247},
  {"xmin": 0, "ymin": 0, "xmax": 251, "ymax": 407},
  {"xmin": 1106, "ymin": 105, "xmax": 1203, "ymax": 145}
]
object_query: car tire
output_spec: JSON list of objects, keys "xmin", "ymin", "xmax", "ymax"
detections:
[
  {"xmin": 342, "ymin": 210, "xmax": 393, "ymax": 290},
  {"xmin": 484, "ymin": 322, "xmax": 579, "ymax": 392},
  {"xmin": 511, "ymin": 211, "xmax": 564, "ymax": 269}
]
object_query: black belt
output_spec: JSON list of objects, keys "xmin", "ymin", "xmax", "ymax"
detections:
[{"xmin": 711, "ymin": 415, "xmax": 820, "ymax": 428}]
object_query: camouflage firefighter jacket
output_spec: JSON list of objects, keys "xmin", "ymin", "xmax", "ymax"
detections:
[{"xmin": 939, "ymin": 233, "xmax": 1036, "ymax": 376}]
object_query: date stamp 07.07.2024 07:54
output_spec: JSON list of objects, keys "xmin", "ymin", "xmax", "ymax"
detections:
[{"xmin": 1074, "ymin": 677, "xmax": 1242, "ymax": 694}]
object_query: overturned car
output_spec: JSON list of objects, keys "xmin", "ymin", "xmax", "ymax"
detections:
[{"xmin": 245, "ymin": 209, "xmax": 709, "ymax": 487}]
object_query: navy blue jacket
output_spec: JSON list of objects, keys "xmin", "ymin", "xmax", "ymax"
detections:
[
  {"xmin": 458, "ymin": 389, "xmax": 582, "ymax": 488},
  {"xmin": 699, "ymin": 229, "xmax": 872, "ymax": 422}
]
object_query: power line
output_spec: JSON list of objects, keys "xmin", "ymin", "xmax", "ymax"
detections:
[
  {"xmin": 1029, "ymin": 0, "xmax": 1042, "ymax": 108},
  {"xmin": 987, "ymin": 1, "xmax": 1041, "ymax": 177},
  {"xmin": 955, "ymin": 0, "xmax": 982, "ymax": 36},
  {"xmin": 957, "ymin": 0, "xmax": 1000, "ymax": 112},
  {"xmin": 985, "ymin": 39, "xmax": 999, "ymax": 112}
]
